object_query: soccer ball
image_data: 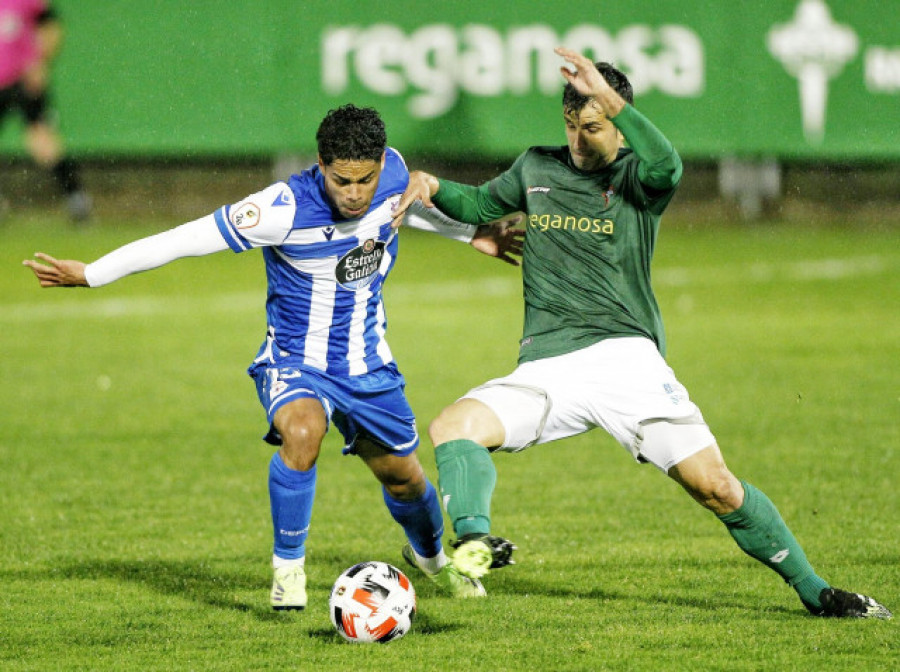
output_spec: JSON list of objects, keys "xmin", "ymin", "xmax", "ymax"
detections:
[{"xmin": 329, "ymin": 561, "xmax": 417, "ymax": 643}]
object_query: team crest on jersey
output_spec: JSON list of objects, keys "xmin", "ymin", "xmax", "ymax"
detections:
[
  {"xmin": 231, "ymin": 202, "xmax": 261, "ymax": 229},
  {"xmin": 602, "ymin": 185, "xmax": 616, "ymax": 206},
  {"xmin": 335, "ymin": 238, "xmax": 386, "ymax": 290}
]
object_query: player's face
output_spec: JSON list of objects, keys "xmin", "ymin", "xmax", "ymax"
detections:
[
  {"xmin": 564, "ymin": 100, "xmax": 623, "ymax": 171},
  {"xmin": 319, "ymin": 154, "xmax": 385, "ymax": 219}
]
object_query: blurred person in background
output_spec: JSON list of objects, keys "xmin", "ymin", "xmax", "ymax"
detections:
[
  {"xmin": 0, "ymin": 0, "xmax": 90, "ymax": 221},
  {"xmin": 393, "ymin": 47, "xmax": 892, "ymax": 620},
  {"xmin": 22, "ymin": 104, "xmax": 525, "ymax": 610}
]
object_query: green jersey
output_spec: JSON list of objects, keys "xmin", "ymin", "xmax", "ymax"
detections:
[{"xmin": 433, "ymin": 104, "xmax": 681, "ymax": 363}]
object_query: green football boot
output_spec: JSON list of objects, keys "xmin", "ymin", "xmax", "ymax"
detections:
[
  {"xmin": 401, "ymin": 543, "xmax": 486, "ymax": 598},
  {"xmin": 451, "ymin": 533, "xmax": 517, "ymax": 580}
]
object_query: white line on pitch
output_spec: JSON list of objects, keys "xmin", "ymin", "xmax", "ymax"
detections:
[{"xmin": 4, "ymin": 254, "xmax": 893, "ymax": 322}]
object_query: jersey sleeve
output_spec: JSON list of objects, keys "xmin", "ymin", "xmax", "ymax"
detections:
[
  {"xmin": 213, "ymin": 182, "xmax": 297, "ymax": 252},
  {"xmin": 612, "ymin": 105, "xmax": 682, "ymax": 191},
  {"xmin": 402, "ymin": 200, "xmax": 478, "ymax": 242},
  {"xmin": 486, "ymin": 151, "xmax": 530, "ymax": 212},
  {"xmin": 431, "ymin": 175, "xmax": 515, "ymax": 224},
  {"xmin": 84, "ymin": 215, "xmax": 229, "ymax": 287}
]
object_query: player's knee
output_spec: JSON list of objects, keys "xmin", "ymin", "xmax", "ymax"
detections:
[
  {"xmin": 380, "ymin": 467, "xmax": 427, "ymax": 502},
  {"xmin": 383, "ymin": 478, "xmax": 425, "ymax": 502},
  {"xmin": 686, "ymin": 467, "xmax": 743, "ymax": 514},
  {"xmin": 428, "ymin": 399, "xmax": 498, "ymax": 447},
  {"xmin": 429, "ymin": 409, "xmax": 468, "ymax": 446},
  {"xmin": 26, "ymin": 125, "xmax": 62, "ymax": 167},
  {"xmin": 277, "ymin": 421, "xmax": 324, "ymax": 470}
]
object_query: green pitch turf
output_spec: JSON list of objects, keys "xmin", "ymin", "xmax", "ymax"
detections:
[{"xmin": 1, "ymin": 212, "xmax": 897, "ymax": 671}]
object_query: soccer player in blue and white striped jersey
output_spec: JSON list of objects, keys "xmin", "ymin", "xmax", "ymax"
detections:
[{"xmin": 24, "ymin": 104, "xmax": 524, "ymax": 609}]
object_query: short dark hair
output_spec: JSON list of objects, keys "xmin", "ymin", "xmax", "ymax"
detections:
[
  {"xmin": 316, "ymin": 104, "xmax": 387, "ymax": 165},
  {"xmin": 562, "ymin": 62, "xmax": 634, "ymax": 113}
]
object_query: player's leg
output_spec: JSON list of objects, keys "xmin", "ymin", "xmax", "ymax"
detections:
[
  {"xmin": 358, "ymin": 439, "xmax": 485, "ymax": 598},
  {"xmin": 430, "ymin": 390, "xmax": 543, "ymax": 579},
  {"xmin": 665, "ymin": 440, "xmax": 891, "ymax": 618},
  {"xmin": 22, "ymin": 88, "xmax": 91, "ymax": 221},
  {"xmin": 429, "ymin": 398, "xmax": 505, "ymax": 540},
  {"xmin": 357, "ymin": 437, "xmax": 436, "ymax": 556},
  {"xmin": 667, "ymin": 441, "xmax": 829, "ymax": 594},
  {"xmin": 267, "ymin": 397, "xmax": 327, "ymax": 610},
  {"xmin": 0, "ymin": 88, "xmax": 13, "ymax": 218},
  {"xmin": 598, "ymin": 339, "xmax": 890, "ymax": 618}
]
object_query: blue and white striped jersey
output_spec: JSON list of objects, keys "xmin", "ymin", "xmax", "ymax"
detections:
[{"xmin": 213, "ymin": 148, "xmax": 409, "ymax": 376}]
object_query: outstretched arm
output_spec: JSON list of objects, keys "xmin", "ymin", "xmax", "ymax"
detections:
[
  {"xmin": 402, "ymin": 200, "xmax": 524, "ymax": 267},
  {"xmin": 23, "ymin": 215, "xmax": 228, "ymax": 288}
]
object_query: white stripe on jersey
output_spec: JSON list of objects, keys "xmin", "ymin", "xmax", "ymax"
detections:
[
  {"xmin": 304, "ymin": 270, "xmax": 337, "ymax": 371},
  {"xmin": 374, "ymin": 298, "xmax": 392, "ymax": 365},
  {"xmin": 374, "ymin": 245, "xmax": 395, "ymax": 365},
  {"xmin": 271, "ymin": 250, "xmax": 338, "ymax": 371},
  {"xmin": 347, "ymin": 284, "xmax": 372, "ymax": 376}
]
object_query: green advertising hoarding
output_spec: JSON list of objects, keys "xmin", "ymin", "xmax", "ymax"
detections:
[{"xmin": 1, "ymin": 0, "xmax": 898, "ymax": 160}]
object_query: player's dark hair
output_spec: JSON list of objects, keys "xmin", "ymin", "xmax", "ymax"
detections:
[
  {"xmin": 316, "ymin": 104, "xmax": 387, "ymax": 165},
  {"xmin": 562, "ymin": 61, "xmax": 634, "ymax": 112}
]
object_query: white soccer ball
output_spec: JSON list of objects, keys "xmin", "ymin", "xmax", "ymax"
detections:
[{"xmin": 329, "ymin": 561, "xmax": 417, "ymax": 643}]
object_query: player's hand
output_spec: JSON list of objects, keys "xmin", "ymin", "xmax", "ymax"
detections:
[
  {"xmin": 22, "ymin": 253, "xmax": 89, "ymax": 287},
  {"xmin": 471, "ymin": 213, "xmax": 525, "ymax": 266},
  {"xmin": 555, "ymin": 46, "xmax": 625, "ymax": 118},
  {"xmin": 392, "ymin": 171, "xmax": 440, "ymax": 229},
  {"xmin": 555, "ymin": 46, "xmax": 606, "ymax": 96}
]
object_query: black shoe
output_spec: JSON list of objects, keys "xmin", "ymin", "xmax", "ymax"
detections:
[{"xmin": 805, "ymin": 588, "xmax": 892, "ymax": 619}]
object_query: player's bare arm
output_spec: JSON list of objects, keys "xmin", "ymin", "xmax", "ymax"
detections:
[
  {"xmin": 391, "ymin": 170, "xmax": 440, "ymax": 228},
  {"xmin": 23, "ymin": 253, "xmax": 88, "ymax": 287},
  {"xmin": 555, "ymin": 46, "xmax": 626, "ymax": 118}
]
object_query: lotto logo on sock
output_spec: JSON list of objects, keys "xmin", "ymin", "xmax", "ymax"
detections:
[{"xmin": 769, "ymin": 549, "xmax": 790, "ymax": 564}]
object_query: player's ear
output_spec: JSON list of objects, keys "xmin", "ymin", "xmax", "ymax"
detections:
[{"xmin": 380, "ymin": 151, "xmax": 386, "ymax": 169}]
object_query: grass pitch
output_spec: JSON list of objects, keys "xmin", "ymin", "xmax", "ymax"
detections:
[{"xmin": 1, "ymin": 211, "xmax": 897, "ymax": 671}]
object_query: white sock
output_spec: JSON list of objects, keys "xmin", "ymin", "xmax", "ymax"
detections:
[
  {"xmin": 414, "ymin": 548, "xmax": 448, "ymax": 575},
  {"xmin": 273, "ymin": 554, "xmax": 306, "ymax": 569}
]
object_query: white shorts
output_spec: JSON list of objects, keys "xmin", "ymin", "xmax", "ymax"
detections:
[{"xmin": 462, "ymin": 337, "xmax": 716, "ymax": 473}]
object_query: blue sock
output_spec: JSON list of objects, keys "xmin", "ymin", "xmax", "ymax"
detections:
[
  {"xmin": 382, "ymin": 480, "xmax": 444, "ymax": 558},
  {"xmin": 268, "ymin": 452, "xmax": 316, "ymax": 560}
]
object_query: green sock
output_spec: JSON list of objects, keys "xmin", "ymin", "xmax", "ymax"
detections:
[
  {"xmin": 435, "ymin": 439, "xmax": 496, "ymax": 538},
  {"xmin": 718, "ymin": 481, "xmax": 829, "ymax": 607}
]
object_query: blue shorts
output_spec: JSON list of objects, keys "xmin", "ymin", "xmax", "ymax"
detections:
[{"xmin": 249, "ymin": 359, "xmax": 419, "ymax": 456}]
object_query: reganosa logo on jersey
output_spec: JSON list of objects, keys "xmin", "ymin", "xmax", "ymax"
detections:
[
  {"xmin": 529, "ymin": 213, "xmax": 614, "ymax": 235},
  {"xmin": 322, "ymin": 22, "xmax": 704, "ymax": 118}
]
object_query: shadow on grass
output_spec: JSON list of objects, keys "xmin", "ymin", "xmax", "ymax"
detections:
[
  {"xmin": 488, "ymin": 574, "xmax": 800, "ymax": 617},
  {"xmin": 52, "ymin": 558, "xmax": 287, "ymax": 622},
  {"xmin": 39, "ymin": 558, "xmax": 466, "ymax": 635}
]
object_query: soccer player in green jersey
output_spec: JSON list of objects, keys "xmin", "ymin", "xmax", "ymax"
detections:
[{"xmin": 392, "ymin": 47, "xmax": 891, "ymax": 619}]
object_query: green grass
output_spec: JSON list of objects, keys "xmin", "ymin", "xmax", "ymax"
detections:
[{"xmin": 1, "ymin": 212, "xmax": 897, "ymax": 671}]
